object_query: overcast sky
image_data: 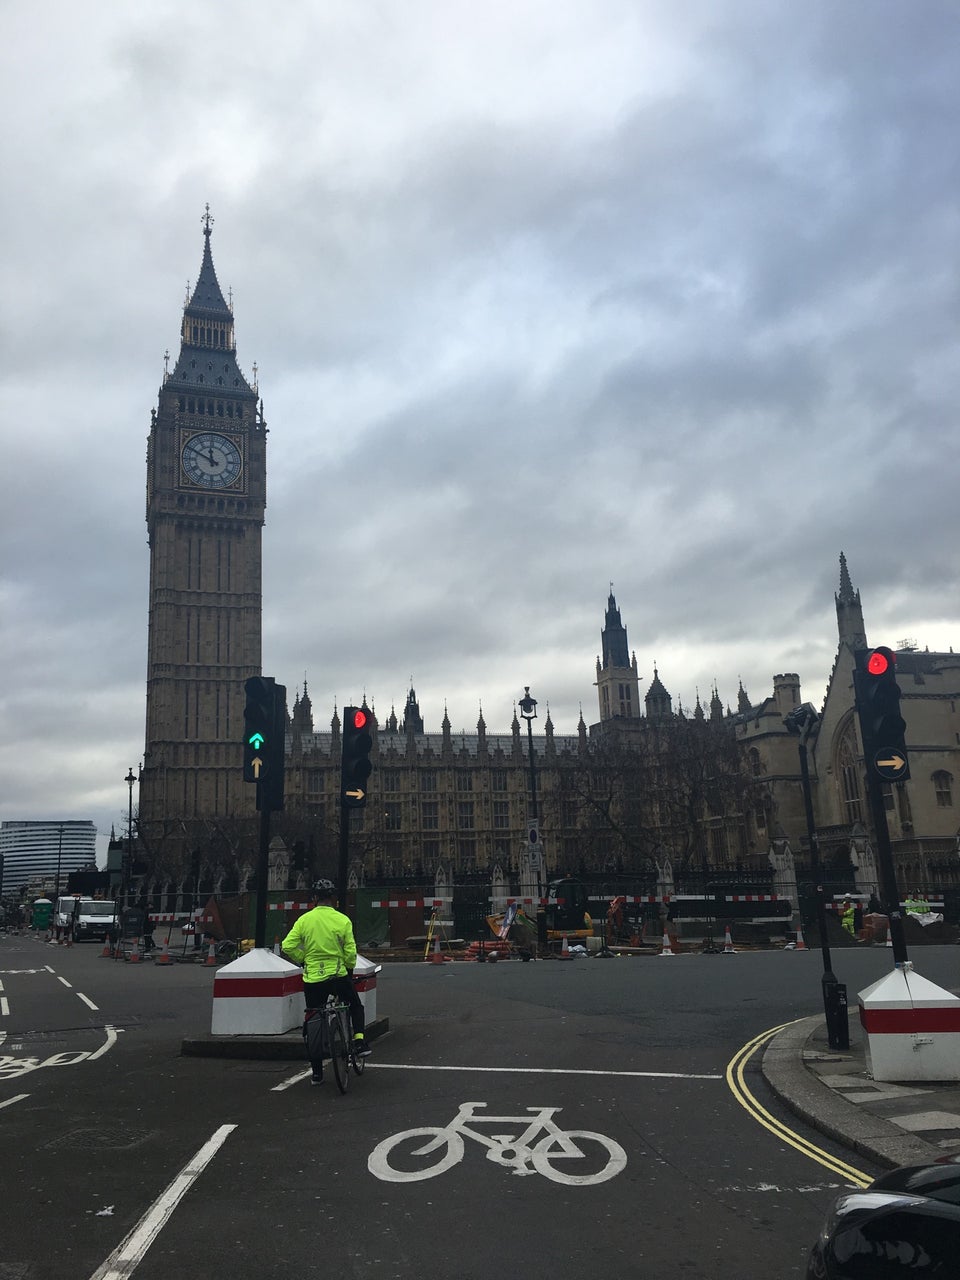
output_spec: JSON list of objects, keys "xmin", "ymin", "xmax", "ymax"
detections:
[{"xmin": 1, "ymin": 1, "xmax": 957, "ymax": 865}]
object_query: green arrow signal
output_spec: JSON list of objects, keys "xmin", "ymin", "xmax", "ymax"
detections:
[{"xmin": 248, "ymin": 732, "xmax": 265, "ymax": 749}]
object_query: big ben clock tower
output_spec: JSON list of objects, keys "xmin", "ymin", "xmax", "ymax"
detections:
[{"xmin": 138, "ymin": 210, "xmax": 266, "ymax": 859}]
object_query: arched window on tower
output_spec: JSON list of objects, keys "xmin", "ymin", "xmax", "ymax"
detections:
[
  {"xmin": 934, "ymin": 771, "xmax": 954, "ymax": 807},
  {"xmin": 836, "ymin": 723, "xmax": 863, "ymax": 824}
]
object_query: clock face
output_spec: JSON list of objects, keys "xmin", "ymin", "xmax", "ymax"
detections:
[{"xmin": 181, "ymin": 432, "xmax": 243, "ymax": 489}]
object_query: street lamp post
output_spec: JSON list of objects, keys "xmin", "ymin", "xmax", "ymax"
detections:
[
  {"xmin": 517, "ymin": 686, "xmax": 544, "ymax": 909},
  {"xmin": 784, "ymin": 704, "xmax": 849, "ymax": 1051},
  {"xmin": 125, "ymin": 767, "xmax": 137, "ymax": 912},
  {"xmin": 53, "ymin": 823, "xmax": 64, "ymax": 902}
]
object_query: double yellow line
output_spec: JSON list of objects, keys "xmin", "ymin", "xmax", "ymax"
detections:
[{"xmin": 726, "ymin": 1022, "xmax": 872, "ymax": 1188}]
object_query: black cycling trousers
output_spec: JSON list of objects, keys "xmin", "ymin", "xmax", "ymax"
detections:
[{"xmin": 303, "ymin": 975, "xmax": 365, "ymax": 1045}]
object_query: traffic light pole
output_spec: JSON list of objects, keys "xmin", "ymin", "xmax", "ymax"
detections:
[
  {"xmin": 864, "ymin": 770, "xmax": 910, "ymax": 967},
  {"xmin": 337, "ymin": 802, "xmax": 350, "ymax": 911},
  {"xmin": 253, "ymin": 791, "xmax": 271, "ymax": 949},
  {"xmin": 796, "ymin": 733, "xmax": 849, "ymax": 1051}
]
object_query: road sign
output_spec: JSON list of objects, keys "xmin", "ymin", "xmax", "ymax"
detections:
[{"xmin": 873, "ymin": 750, "xmax": 909, "ymax": 781}]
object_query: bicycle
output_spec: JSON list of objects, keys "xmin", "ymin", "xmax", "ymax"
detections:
[
  {"xmin": 368, "ymin": 1102, "xmax": 626, "ymax": 1185},
  {"xmin": 304, "ymin": 996, "xmax": 365, "ymax": 1094}
]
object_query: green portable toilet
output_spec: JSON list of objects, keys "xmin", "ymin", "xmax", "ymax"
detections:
[{"xmin": 31, "ymin": 898, "xmax": 53, "ymax": 931}]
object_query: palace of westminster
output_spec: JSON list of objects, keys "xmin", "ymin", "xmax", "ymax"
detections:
[{"xmin": 131, "ymin": 217, "xmax": 960, "ymax": 900}]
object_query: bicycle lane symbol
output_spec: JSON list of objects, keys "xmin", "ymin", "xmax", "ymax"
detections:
[
  {"xmin": 0, "ymin": 1024, "xmax": 123, "ymax": 1082},
  {"xmin": 367, "ymin": 1102, "xmax": 627, "ymax": 1186}
]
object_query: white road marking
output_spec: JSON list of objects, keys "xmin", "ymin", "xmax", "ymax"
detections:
[
  {"xmin": 271, "ymin": 1068, "xmax": 313, "ymax": 1092},
  {"xmin": 77, "ymin": 993, "xmax": 99, "ymax": 1011},
  {"xmin": 270, "ymin": 1061, "xmax": 722, "ymax": 1091},
  {"xmin": 87, "ymin": 1026, "xmax": 122, "ymax": 1059},
  {"xmin": 0, "ymin": 1093, "xmax": 29, "ymax": 1110},
  {"xmin": 0, "ymin": 1025, "xmax": 121, "ymax": 1080},
  {"xmin": 88, "ymin": 1124, "xmax": 237, "ymax": 1280},
  {"xmin": 368, "ymin": 1103, "xmax": 628, "ymax": 1185},
  {"xmin": 364, "ymin": 1063, "xmax": 723, "ymax": 1079},
  {"xmin": 58, "ymin": 976, "xmax": 73, "ymax": 988},
  {"xmin": 1, "ymin": 998, "xmax": 8, "ymax": 1017}
]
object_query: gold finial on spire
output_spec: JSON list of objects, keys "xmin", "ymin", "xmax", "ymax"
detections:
[{"xmin": 202, "ymin": 203, "xmax": 214, "ymax": 237}]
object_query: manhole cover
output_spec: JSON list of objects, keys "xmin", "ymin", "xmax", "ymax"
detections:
[{"xmin": 44, "ymin": 1126, "xmax": 150, "ymax": 1151}]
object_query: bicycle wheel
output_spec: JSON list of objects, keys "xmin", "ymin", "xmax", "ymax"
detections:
[
  {"xmin": 351, "ymin": 1038, "xmax": 365, "ymax": 1077},
  {"xmin": 531, "ymin": 1129, "xmax": 627, "ymax": 1186},
  {"xmin": 328, "ymin": 1013, "xmax": 349, "ymax": 1094}
]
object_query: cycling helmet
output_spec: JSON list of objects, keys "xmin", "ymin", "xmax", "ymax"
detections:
[{"xmin": 313, "ymin": 878, "xmax": 336, "ymax": 899}]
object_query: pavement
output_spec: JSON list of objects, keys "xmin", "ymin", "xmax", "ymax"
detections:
[{"xmin": 761, "ymin": 1008, "xmax": 960, "ymax": 1172}]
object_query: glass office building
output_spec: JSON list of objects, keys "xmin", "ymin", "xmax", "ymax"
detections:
[{"xmin": 0, "ymin": 821, "xmax": 97, "ymax": 898}]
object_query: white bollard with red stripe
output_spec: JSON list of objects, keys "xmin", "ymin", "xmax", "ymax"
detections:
[
  {"xmin": 352, "ymin": 955, "xmax": 382, "ymax": 1023},
  {"xmin": 211, "ymin": 949, "xmax": 303, "ymax": 1035},
  {"xmin": 859, "ymin": 965, "xmax": 960, "ymax": 1083}
]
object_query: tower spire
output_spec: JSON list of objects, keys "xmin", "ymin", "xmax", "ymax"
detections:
[{"xmin": 835, "ymin": 551, "xmax": 867, "ymax": 649}]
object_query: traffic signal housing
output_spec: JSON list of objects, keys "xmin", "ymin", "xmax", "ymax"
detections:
[
  {"xmin": 854, "ymin": 646, "xmax": 910, "ymax": 781},
  {"xmin": 341, "ymin": 706, "xmax": 373, "ymax": 808},
  {"xmin": 243, "ymin": 675, "xmax": 286, "ymax": 809}
]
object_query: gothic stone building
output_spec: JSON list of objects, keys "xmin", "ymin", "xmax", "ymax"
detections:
[{"xmin": 280, "ymin": 559, "xmax": 959, "ymax": 899}]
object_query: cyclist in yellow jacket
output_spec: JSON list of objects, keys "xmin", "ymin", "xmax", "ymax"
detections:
[{"xmin": 282, "ymin": 879, "xmax": 368, "ymax": 1085}]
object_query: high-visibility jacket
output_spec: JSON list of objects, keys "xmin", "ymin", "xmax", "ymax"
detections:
[{"xmin": 282, "ymin": 905, "xmax": 357, "ymax": 983}]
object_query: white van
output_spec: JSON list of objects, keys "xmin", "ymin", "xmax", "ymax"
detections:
[{"xmin": 55, "ymin": 897, "xmax": 118, "ymax": 942}]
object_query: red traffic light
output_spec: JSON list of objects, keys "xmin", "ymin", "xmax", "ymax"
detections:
[
  {"xmin": 352, "ymin": 709, "xmax": 368, "ymax": 730},
  {"xmin": 867, "ymin": 649, "xmax": 893, "ymax": 676}
]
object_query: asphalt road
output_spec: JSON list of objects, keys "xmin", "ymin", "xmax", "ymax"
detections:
[{"xmin": 5, "ymin": 934, "xmax": 953, "ymax": 1280}]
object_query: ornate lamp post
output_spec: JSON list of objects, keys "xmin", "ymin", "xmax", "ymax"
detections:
[
  {"xmin": 124, "ymin": 766, "xmax": 137, "ymax": 911},
  {"xmin": 518, "ymin": 687, "xmax": 543, "ymax": 901}
]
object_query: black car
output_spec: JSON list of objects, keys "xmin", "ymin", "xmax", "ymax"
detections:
[{"xmin": 808, "ymin": 1157, "xmax": 960, "ymax": 1277}]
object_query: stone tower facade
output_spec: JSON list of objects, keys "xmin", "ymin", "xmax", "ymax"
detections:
[
  {"xmin": 138, "ymin": 213, "xmax": 266, "ymax": 858},
  {"xmin": 595, "ymin": 591, "xmax": 641, "ymax": 722}
]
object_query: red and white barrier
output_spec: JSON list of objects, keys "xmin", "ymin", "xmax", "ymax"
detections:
[
  {"xmin": 859, "ymin": 965, "xmax": 960, "ymax": 1082},
  {"xmin": 211, "ymin": 949, "xmax": 304, "ymax": 1036}
]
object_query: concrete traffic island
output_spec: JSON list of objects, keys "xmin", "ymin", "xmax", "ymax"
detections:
[{"xmin": 182, "ymin": 947, "xmax": 387, "ymax": 1058}]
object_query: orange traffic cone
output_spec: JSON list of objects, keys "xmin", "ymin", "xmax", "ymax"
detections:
[
  {"xmin": 558, "ymin": 933, "xmax": 573, "ymax": 960},
  {"xmin": 428, "ymin": 936, "xmax": 445, "ymax": 964},
  {"xmin": 722, "ymin": 926, "xmax": 736, "ymax": 954},
  {"xmin": 101, "ymin": 940, "xmax": 112, "ymax": 958},
  {"xmin": 659, "ymin": 930, "xmax": 675, "ymax": 956},
  {"xmin": 204, "ymin": 939, "xmax": 217, "ymax": 966},
  {"xmin": 155, "ymin": 933, "xmax": 173, "ymax": 965},
  {"xmin": 127, "ymin": 936, "xmax": 142, "ymax": 963},
  {"xmin": 795, "ymin": 924, "xmax": 808, "ymax": 951}
]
